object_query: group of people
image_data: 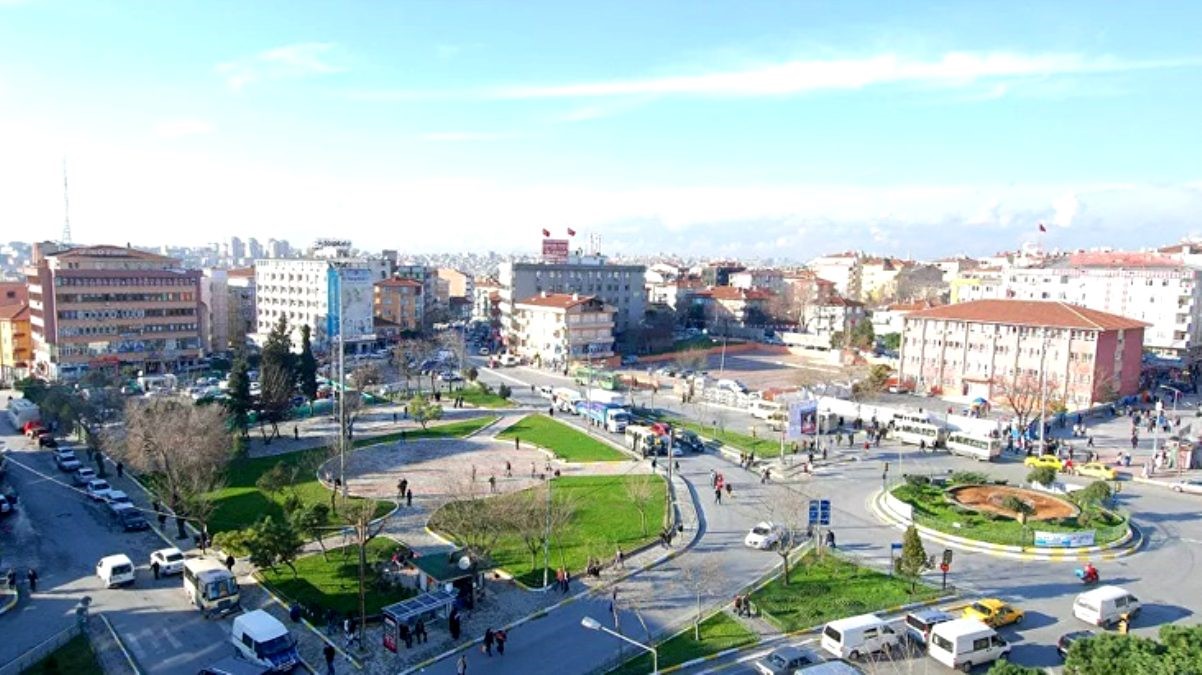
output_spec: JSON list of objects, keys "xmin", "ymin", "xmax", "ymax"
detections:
[
  {"xmin": 732, "ymin": 594, "xmax": 753, "ymax": 617},
  {"xmin": 709, "ymin": 470, "xmax": 733, "ymax": 503},
  {"xmin": 394, "ymin": 477, "xmax": 415, "ymax": 507},
  {"xmin": 3, "ymin": 567, "xmax": 37, "ymax": 593}
]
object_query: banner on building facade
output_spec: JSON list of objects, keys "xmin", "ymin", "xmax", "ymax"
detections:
[{"xmin": 542, "ymin": 239, "xmax": 569, "ymax": 263}]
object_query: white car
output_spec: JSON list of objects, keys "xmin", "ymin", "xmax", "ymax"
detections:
[
  {"xmin": 74, "ymin": 467, "xmax": 97, "ymax": 486},
  {"xmin": 1172, "ymin": 478, "xmax": 1202, "ymax": 495},
  {"xmin": 86, "ymin": 479, "xmax": 114, "ymax": 501},
  {"xmin": 745, "ymin": 522, "xmax": 785, "ymax": 550},
  {"xmin": 150, "ymin": 547, "xmax": 186, "ymax": 575},
  {"xmin": 105, "ymin": 490, "xmax": 133, "ymax": 508}
]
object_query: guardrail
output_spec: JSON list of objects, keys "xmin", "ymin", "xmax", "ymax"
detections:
[{"xmin": 0, "ymin": 623, "xmax": 82, "ymax": 675}]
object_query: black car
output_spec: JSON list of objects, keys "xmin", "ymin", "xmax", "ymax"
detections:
[
  {"xmin": 1057, "ymin": 630, "xmax": 1096, "ymax": 660},
  {"xmin": 37, "ymin": 433, "xmax": 58, "ymax": 448},
  {"xmin": 673, "ymin": 430, "xmax": 704, "ymax": 453},
  {"xmin": 110, "ymin": 504, "xmax": 150, "ymax": 531}
]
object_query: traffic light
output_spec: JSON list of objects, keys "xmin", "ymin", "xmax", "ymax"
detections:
[{"xmin": 942, "ymin": 548, "xmax": 954, "ymax": 566}]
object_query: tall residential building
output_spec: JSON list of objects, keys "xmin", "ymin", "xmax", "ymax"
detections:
[
  {"xmin": 498, "ymin": 255, "xmax": 645, "ymax": 350},
  {"xmin": 899, "ymin": 300, "xmax": 1146, "ymax": 407},
  {"xmin": 0, "ymin": 282, "xmax": 31, "ymax": 381},
  {"xmin": 227, "ymin": 268, "xmax": 256, "ymax": 350},
  {"xmin": 437, "ymin": 267, "xmax": 474, "ymax": 299},
  {"xmin": 266, "ymin": 239, "xmax": 292, "ymax": 259},
  {"xmin": 373, "ymin": 278, "xmax": 423, "ymax": 332},
  {"xmin": 228, "ymin": 236, "xmax": 245, "ymax": 263},
  {"xmin": 473, "ymin": 278, "xmax": 502, "ymax": 324},
  {"xmin": 810, "ymin": 252, "xmax": 863, "ymax": 301},
  {"xmin": 247, "ymin": 238, "xmax": 264, "ymax": 261},
  {"xmin": 199, "ymin": 269, "xmax": 230, "ymax": 355},
  {"xmin": 254, "ymin": 254, "xmax": 390, "ymax": 352},
  {"xmin": 511, "ymin": 293, "xmax": 615, "ymax": 369},
  {"xmin": 395, "ymin": 264, "xmax": 440, "ymax": 323},
  {"xmin": 26, "ymin": 243, "xmax": 203, "ymax": 379}
]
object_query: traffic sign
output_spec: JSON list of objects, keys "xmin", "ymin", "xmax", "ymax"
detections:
[
  {"xmin": 890, "ymin": 543, "xmax": 903, "ymax": 551},
  {"xmin": 808, "ymin": 499, "xmax": 832, "ymax": 526},
  {"xmin": 940, "ymin": 562, "xmax": 950, "ymax": 573},
  {"xmin": 808, "ymin": 500, "xmax": 819, "ymax": 526}
]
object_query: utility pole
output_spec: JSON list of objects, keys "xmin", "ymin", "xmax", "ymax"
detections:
[
  {"xmin": 62, "ymin": 157, "xmax": 72, "ymax": 244},
  {"xmin": 1038, "ymin": 327, "xmax": 1048, "ymax": 454},
  {"xmin": 542, "ymin": 479, "xmax": 552, "ymax": 588},
  {"xmin": 337, "ymin": 267, "xmax": 348, "ymax": 498}
]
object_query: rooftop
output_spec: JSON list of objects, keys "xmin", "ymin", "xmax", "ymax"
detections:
[
  {"xmin": 1064, "ymin": 252, "xmax": 1182, "ymax": 269},
  {"xmin": 377, "ymin": 278, "xmax": 423, "ymax": 289},
  {"xmin": 0, "ymin": 303, "xmax": 29, "ymax": 321},
  {"xmin": 516, "ymin": 292, "xmax": 606, "ymax": 310},
  {"xmin": 907, "ymin": 300, "xmax": 1148, "ymax": 331}
]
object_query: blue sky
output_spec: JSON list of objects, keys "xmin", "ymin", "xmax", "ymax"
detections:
[{"xmin": 2, "ymin": 1, "xmax": 1200, "ymax": 258}]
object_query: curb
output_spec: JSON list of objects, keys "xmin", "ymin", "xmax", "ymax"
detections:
[
  {"xmin": 254, "ymin": 572, "xmax": 350, "ymax": 672},
  {"xmin": 100, "ymin": 612, "xmax": 143, "ymax": 675},
  {"xmin": 870, "ymin": 489, "xmax": 1142, "ymax": 562},
  {"xmin": 0, "ymin": 588, "xmax": 17, "ymax": 616}
]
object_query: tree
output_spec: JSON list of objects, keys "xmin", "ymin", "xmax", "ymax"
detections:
[
  {"xmin": 113, "ymin": 399, "xmax": 232, "ymax": 538},
  {"xmin": 14, "ymin": 376, "xmax": 49, "ymax": 403},
  {"xmin": 256, "ymin": 461, "xmax": 290, "ymax": 496},
  {"xmin": 673, "ymin": 348, "xmax": 708, "ymax": 374},
  {"xmin": 1001, "ymin": 495, "xmax": 1035, "ymax": 522},
  {"xmin": 349, "ymin": 363, "xmax": 383, "ymax": 390},
  {"xmin": 880, "ymin": 332, "xmax": 901, "ymax": 351},
  {"xmin": 507, "ymin": 483, "xmax": 578, "ymax": 577},
  {"xmin": 429, "ymin": 478, "xmax": 509, "ymax": 560},
  {"xmin": 1064, "ymin": 625, "xmax": 1202, "ymax": 675},
  {"xmin": 465, "ymin": 366, "xmax": 479, "ymax": 383},
  {"xmin": 1027, "ymin": 467, "xmax": 1057, "ymax": 488},
  {"xmin": 338, "ymin": 495, "xmax": 390, "ymax": 653},
  {"xmin": 1073, "ymin": 481, "xmax": 1112, "ymax": 507},
  {"xmin": 257, "ymin": 358, "xmax": 295, "ymax": 442},
  {"xmin": 894, "ymin": 525, "xmax": 929, "ymax": 592},
  {"xmin": 988, "ymin": 660, "xmax": 1044, "ymax": 675},
  {"xmin": 993, "ymin": 372, "xmax": 1059, "ymax": 435},
  {"xmin": 848, "ymin": 319, "xmax": 875, "ymax": 350},
  {"xmin": 225, "ymin": 354, "xmax": 253, "ymax": 437},
  {"xmin": 676, "ymin": 557, "xmax": 723, "ymax": 639},
  {"xmin": 407, "ymin": 394, "xmax": 443, "ymax": 429},
  {"xmin": 623, "ymin": 474, "xmax": 660, "ymax": 537},
  {"xmin": 245, "ymin": 516, "xmax": 303, "ymax": 576},
  {"xmin": 765, "ymin": 488, "xmax": 812, "ymax": 585},
  {"xmin": 393, "ymin": 338, "xmax": 421, "ymax": 394},
  {"xmin": 297, "ymin": 324, "xmax": 319, "ymax": 402}
]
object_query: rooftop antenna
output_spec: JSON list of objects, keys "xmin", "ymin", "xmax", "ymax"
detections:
[{"xmin": 62, "ymin": 157, "xmax": 72, "ymax": 244}]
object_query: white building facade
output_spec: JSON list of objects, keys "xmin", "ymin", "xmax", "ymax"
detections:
[
  {"xmin": 253, "ymin": 256, "xmax": 390, "ymax": 351},
  {"xmin": 511, "ymin": 293, "xmax": 615, "ymax": 369}
]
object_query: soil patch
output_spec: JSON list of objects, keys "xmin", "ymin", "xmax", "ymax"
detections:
[{"xmin": 948, "ymin": 484, "xmax": 1079, "ymax": 521}]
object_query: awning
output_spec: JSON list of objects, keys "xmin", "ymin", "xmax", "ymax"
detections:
[{"xmin": 381, "ymin": 589, "xmax": 457, "ymax": 625}]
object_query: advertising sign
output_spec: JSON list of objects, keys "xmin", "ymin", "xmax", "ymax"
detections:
[
  {"xmin": 1033, "ymin": 530, "xmax": 1096, "ymax": 548},
  {"xmin": 786, "ymin": 400, "xmax": 818, "ymax": 441},
  {"xmin": 327, "ymin": 266, "xmax": 376, "ymax": 340},
  {"xmin": 382, "ymin": 612, "xmax": 397, "ymax": 653},
  {"xmin": 542, "ymin": 238, "xmax": 569, "ymax": 263}
]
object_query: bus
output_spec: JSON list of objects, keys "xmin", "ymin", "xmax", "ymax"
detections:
[
  {"xmin": 573, "ymin": 366, "xmax": 621, "ymax": 391},
  {"xmin": 945, "ymin": 432, "xmax": 1001, "ymax": 462},
  {"xmin": 625, "ymin": 425, "xmax": 667, "ymax": 457},
  {"xmin": 891, "ymin": 413, "xmax": 946, "ymax": 448},
  {"xmin": 183, "ymin": 558, "xmax": 240, "ymax": 618},
  {"xmin": 749, "ymin": 399, "xmax": 783, "ymax": 421},
  {"xmin": 6, "ymin": 399, "xmax": 40, "ymax": 431}
]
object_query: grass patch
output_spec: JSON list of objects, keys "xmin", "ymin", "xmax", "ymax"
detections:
[
  {"xmin": 892, "ymin": 483, "xmax": 1128, "ymax": 547},
  {"xmin": 643, "ymin": 336, "xmax": 716, "ymax": 356},
  {"xmin": 646, "ymin": 412, "xmax": 779, "ymax": 457},
  {"xmin": 432, "ymin": 475, "xmax": 666, "ymax": 587},
  {"xmin": 455, "ymin": 384, "xmax": 515, "ymax": 409},
  {"xmin": 497, "ymin": 414, "xmax": 628, "ymax": 462},
  {"xmin": 751, "ymin": 552, "xmax": 942, "ymax": 633},
  {"xmin": 26, "ymin": 633, "xmax": 103, "ymax": 675},
  {"xmin": 355, "ymin": 415, "xmax": 499, "ymax": 446},
  {"xmin": 610, "ymin": 612, "xmax": 757, "ymax": 675},
  {"xmin": 258, "ymin": 538, "xmax": 414, "ymax": 616}
]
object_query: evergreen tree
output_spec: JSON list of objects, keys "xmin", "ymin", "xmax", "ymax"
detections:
[
  {"xmin": 894, "ymin": 525, "xmax": 928, "ymax": 592},
  {"xmin": 297, "ymin": 324, "xmax": 319, "ymax": 402},
  {"xmin": 226, "ymin": 355, "xmax": 253, "ymax": 437},
  {"xmin": 258, "ymin": 317, "xmax": 296, "ymax": 442}
]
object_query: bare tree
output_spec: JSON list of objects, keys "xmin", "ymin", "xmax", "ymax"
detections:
[
  {"xmin": 765, "ymin": 488, "xmax": 814, "ymax": 585},
  {"xmin": 676, "ymin": 557, "xmax": 723, "ymax": 639},
  {"xmin": 256, "ymin": 362, "xmax": 294, "ymax": 442},
  {"xmin": 391, "ymin": 338, "xmax": 422, "ymax": 395},
  {"xmin": 623, "ymin": 474, "xmax": 660, "ymax": 537},
  {"xmin": 428, "ymin": 476, "xmax": 508, "ymax": 560},
  {"xmin": 993, "ymin": 372, "xmax": 1060, "ymax": 431},
  {"xmin": 339, "ymin": 495, "xmax": 390, "ymax": 652},
  {"xmin": 112, "ymin": 399, "xmax": 231, "ymax": 538},
  {"xmin": 349, "ymin": 362, "xmax": 383, "ymax": 391}
]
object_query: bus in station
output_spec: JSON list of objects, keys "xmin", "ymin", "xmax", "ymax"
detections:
[{"xmin": 891, "ymin": 412, "xmax": 947, "ymax": 448}]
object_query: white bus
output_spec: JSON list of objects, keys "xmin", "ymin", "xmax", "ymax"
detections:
[
  {"xmin": 945, "ymin": 432, "xmax": 1001, "ymax": 462},
  {"xmin": 749, "ymin": 399, "xmax": 784, "ymax": 421},
  {"xmin": 891, "ymin": 413, "xmax": 946, "ymax": 448},
  {"xmin": 6, "ymin": 399, "xmax": 40, "ymax": 430},
  {"xmin": 183, "ymin": 558, "xmax": 240, "ymax": 618},
  {"xmin": 625, "ymin": 425, "xmax": 666, "ymax": 457}
]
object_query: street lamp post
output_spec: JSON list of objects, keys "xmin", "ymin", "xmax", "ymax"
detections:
[{"xmin": 581, "ymin": 616, "xmax": 657, "ymax": 673}]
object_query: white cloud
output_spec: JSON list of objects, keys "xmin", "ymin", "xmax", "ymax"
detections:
[
  {"xmin": 152, "ymin": 119, "xmax": 214, "ymax": 139},
  {"xmin": 216, "ymin": 42, "xmax": 345, "ymax": 90},
  {"xmin": 1051, "ymin": 193, "xmax": 1080, "ymax": 228}
]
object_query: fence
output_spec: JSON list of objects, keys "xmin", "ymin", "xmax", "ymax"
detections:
[{"xmin": 0, "ymin": 623, "xmax": 82, "ymax": 675}]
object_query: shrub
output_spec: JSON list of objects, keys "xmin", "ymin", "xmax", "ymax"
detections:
[
  {"xmin": 1027, "ymin": 467, "xmax": 1057, "ymax": 487},
  {"xmin": 1001, "ymin": 495, "xmax": 1034, "ymax": 517},
  {"xmin": 498, "ymin": 384, "xmax": 512, "ymax": 399},
  {"xmin": 905, "ymin": 475, "xmax": 931, "ymax": 488},
  {"xmin": 948, "ymin": 471, "xmax": 990, "ymax": 486},
  {"xmin": 1073, "ymin": 481, "xmax": 1112, "ymax": 506}
]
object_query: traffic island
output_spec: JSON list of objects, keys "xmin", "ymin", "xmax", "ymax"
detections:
[
  {"xmin": 608, "ymin": 612, "xmax": 758, "ymax": 675},
  {"xmin": 873, "ymin": 476, "xmax": 1138, "ymax": 561},
  {"xmin": 0, "ymin": 587, "xmax": 17, "ymax": 616}
]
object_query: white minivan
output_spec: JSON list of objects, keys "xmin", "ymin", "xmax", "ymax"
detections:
[
  {"xmin": 927, "ymin": 618, "xmax": 1011, "ymax": 671},
  {"xmin": 230, "ymin": 610, "xmax": 300, "ymax": 672},
  {"xmin": 1074, "ymin": 585, "xmax": 1142, "ymax": 628},
  {"xmin": 821, "ymin": 614, "xmax": 901, "ymax": 660},
  {"xmin": 96, "ymin": 554, "xmax": 136, "ymax": 587}
]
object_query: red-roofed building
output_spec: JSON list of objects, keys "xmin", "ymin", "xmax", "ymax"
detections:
[
  {"xmin": 694, "ymin": 286, "xmax": 775, "ymax": 327},
  {"xmin": 511, "ymin": 292, "xmax": 614, "ymax": 368},
  {"xmin": 899, "ymin": 300, "xmax": 1146, "ymax": 406}
]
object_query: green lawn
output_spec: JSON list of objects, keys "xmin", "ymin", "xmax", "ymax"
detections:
[
  {"xmin": 26, "ymin": 633, "xmax": 103, "ymax": 675},
  {"xmin": 610, "ymin": 612, "xmax": 757, "ymax": 675},
  {"xmin": 432, "ymin": 475, "xmax": 667, "ymax": 587},
  {"xmin": 497, "ymin": 414, "xmax": 628, "ymax": 462},
  {"xmin": 258, "ymin": 538, "xmax": 414, "ymax": 615},
  {"xmin": 892, "ymin": 482, "xmax": 1128, "ymax": 547},
  {"xmin": 455, "ymin": 384, "xmax": 515, "ymax": 409},
  {"xmin": 652, "ymin": 413, "xmax": 780, "ymax": 457},
  {"xmin": 750, "ymin": 552, "xmax": 942, "ymax": 632}
]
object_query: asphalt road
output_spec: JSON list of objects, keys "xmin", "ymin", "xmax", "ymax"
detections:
[{"xmin": 0, "ymin": 419, "xmax": 235, "ymax": 673}]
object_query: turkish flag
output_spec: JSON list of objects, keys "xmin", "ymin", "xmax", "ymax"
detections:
[
  {"xmin": 542, "ymin": 228, "xmax": 551, "ymax": 237},
  {"xmin": 1038, "ymin": 223, "xmax": 1047, "ymax": 233},
  {"xmin": 567, "ymin": 228, "xmax": 576, "ymax": 237}
]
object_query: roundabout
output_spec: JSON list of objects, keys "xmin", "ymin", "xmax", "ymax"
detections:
[{"xmin": 945, "ymin": 483, "xmax": 1079, "ymax": 521}]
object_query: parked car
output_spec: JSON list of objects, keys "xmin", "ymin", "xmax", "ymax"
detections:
[
  {"xmin": 96, "ymin": 554, "xmax": 136, "ymax": 587},
  {"xmin": 962, "ymin": 599, "xmax": 1024, "ymax": 628},
  {"xmin": 672, "ymin": 430, "xmax": 704, "ymax": 453},
  {"xmin": 753, "ymin": 645, "xmax": 823, "ymax": 674},
  {"xmin": 37, "ymin": 432, "xmax": 58, "ymax": 448},
  {"xmin": 74, "ymin": 467, "xmax": 97, "ymax": 486},
  {"xmin": 745, "ymin": 522, "xmax": 785, "ymax": 550},
  {"xmin": 903, "ymin": 608, "xmax": 956, "ymax": 646},
  {"xmin": 1057, "ymin": 630, "xmax": 1096, "ymax": 660},
  {"xmin": 110, "ymin": 503, "xmax": 149, "ymax": 531},
  {"xmin": 55, "ymin": 450, "xmax": 82, "ymax": 472},
  {"xmin": 105, "ymin": 490, "xmax": 133, "ymax": 508},
  {"xmin": 150, "ymin": 547, "xmax": 187, "ymax": 576},
  {"xmin": 1024, "ymin": 454, "xmax": 1063, "ymax": 471},
  {"xmin": 86, "ymin": 479, "xmax": 114, "ymax": 501},
  {"xmin": 1171, "ymin": 478, "xmax": 1202, "ymax": 495}
]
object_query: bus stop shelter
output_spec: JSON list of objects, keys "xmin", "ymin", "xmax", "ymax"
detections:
[{"xmin": 381, "ymin": 589, "xmax": 457, "ymax": 653}]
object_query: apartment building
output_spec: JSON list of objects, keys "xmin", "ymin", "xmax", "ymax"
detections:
[
  {"xmin": 0, "ymin": 299, "xmax": 31, "ymax": 382},
  {"xmin": 809, "ymin": 252, "xmax": 863, "ymax": 301},
  {"xmin": 473, "ymin": 278, "xmax": 502, "ymax": 324},
  {"xmin": 511, "ymin": 293, "xmax": 615, "ymax": 369},
  {"xmin": 200, "ymin": 268, "xmax": 230, "ymax": 354},
  {"xmin": 899, "ymin": 299, "xmax": 1145, "ymax": 407},
  {"xmin": 254, "ymin": 254, "xmax": 390, "ymax": 351},
  {"xmin": 374, "ymin": 278, "xmax": 423, "ymax": 333},
  {"xmin": 395, "ymin": 263, "xmax": 440, "ymax": 323},
  {"xmin": 729, "ymin": 268, "xmax": 785, "ymax": 292},
  {"xmin": 697, "ymin": 286, "xmax": 774, "ymax": 327},
  {"xmin": 436, "ymin": 268, "xmax": 474, "ymax": 300},
  {"xmin": 227, "ymin": 268, "xmax": 256, "ymax": 351},
  {"xmin": 498, "ymin": 255, "xmax": 645, "ymax": 349},
  {"xmin": 26, "ymin": 244, "xmax": 203, "ymax": 379}
]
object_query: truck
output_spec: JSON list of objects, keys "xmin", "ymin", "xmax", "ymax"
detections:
[
  {"xmin": 6, "ymin": 398, "xmax": 39, "ymax": 431},
  {"xmin": 585, "ymin": 388, "xmax": 630, "ymax": 407},
  {"xmin": 578, "ymin": 401, "xmax": 630, "ymax": 433},
  {"xmin": 552, "ymin": 387, "xmax": 583, "ymax": 413}
]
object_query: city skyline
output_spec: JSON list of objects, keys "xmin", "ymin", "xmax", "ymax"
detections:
[{"xmin": 1, "ymin": 1, "xmax": 1200, "ymax": 257}]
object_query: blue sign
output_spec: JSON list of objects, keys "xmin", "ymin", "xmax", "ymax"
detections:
[
  {"xmin": 808, "ymin": 499, "xmax": 832, "ymax": 526},
  {"xmin": 891, "ymin": 543, "xmax": 903, "ymax": 551}
]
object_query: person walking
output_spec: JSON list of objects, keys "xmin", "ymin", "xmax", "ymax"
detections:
[
  {"xmin": 449, "ymin": 611, "xmax": 462, "ymax": 640},
  {"xmin": 323, "ymin": 644, "xmax": 336, "ymax": 675},
  {"xmin": 489, "ymin": 475, "xmax": 497, "ymax": 493},
  {"xmin": 406, "ymin": 489, "xmax": 413, "ymax": 507},
  {"xmin": 709, "ymin": 469, "xmax": 716, "ymax": 488},
  {"xmin": 515, "ymin": 436, "xmax": 520, "ymax": 450},
  {"xmin": 225, "ymin": 555, "xmax": 236, "ymax": 573},
  {"xmin": 456, "ymin": 654, "xmax": 468, "ymax": 675},
  {"xmin": 116, "ymin": 461, "xmax": 124, "ymax": 478},
  {"xmin": 714, "ymin": 487, "xmax": 722, "ymax": 504},
  {"xmin": 151, "ymin": 559, "xmax": 161, "ymax": 580},
  {"xmin": 483, "ymin": 628, "xmax": 495, "ymax": 656},
  {"xmin": 615, "ymin": 548, "xmax": 625, "ymax": 569},
  {"xmin": 400, "ymin": 622, "xmax": 412, "ymax": 649},
  {"xmin": 495, "ymin": 629, "xmax": 507, "ymax": 655},
  {"xmin": 26, "ymin": 568, "xmax": 38, "ymax": 593},
  {"xmin": 725, "ymin": 482, "xmax": 733, "ymax": 499},
  {"xmin": 505, "ymin": 461, "xmax": 512, "ymax": 478}
]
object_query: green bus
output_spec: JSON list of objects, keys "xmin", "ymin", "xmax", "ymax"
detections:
[{"xmin": 572, "ymin": 366, "xmax": 621, "ymax": 390}]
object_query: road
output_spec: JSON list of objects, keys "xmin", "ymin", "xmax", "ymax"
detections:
[{"xmin": 0, "ymin": 418, "xmax": 234, "ymax": 674}]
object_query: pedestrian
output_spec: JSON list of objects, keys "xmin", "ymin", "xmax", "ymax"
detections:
[
  {"xmin": 225, "ymin": 554, "xmax": 236, "ymax": 573},
  {"xmin": 505, "ymin": 461, "xmax": 512, "ymax": 477},
  {"xmin": 714, "ymin": 487, "xmax": 722, "ymax": 504},
  {"xmin": 733, "ymin": 595, "xmax": 743, "ymax": 616},
  {"xmin": 615, "ymin": 548, "xmax": 625, "ymax": 569},
  {"xmin": 495, "ymin": 629, "xmax": 507, "ymax": 655},
  {"xmin": 116, "ymin": 461, "xmax": 124, "ymax": 478},
  {"xmin": 483, "ymin": 628, "xmax": 495, "ymax": 656},
  {"xmin": 555, "ymin": 567, "xmax": 564, "ymax": 591},
  {"xmin": 26, "ymin": 568, "xmax": 38, "ymax": 593},
  {"xmin": 294, "ymin": 426, "xmax": 300, "ymax": 440},
  {"xmin": 400, "ymin": 622, "xmax": 412, "ymax": 648},
  {"xmin": 415, "ymin": 617, "xmax": 428, "ymax": 643},
  {"xmin": 151, "ymin": 560, "xmax": 161, "ymax": 579},
  {"xmin": 651, "ymin": 456, "xmax": 658, "ymax": 470},
  {"xmin": 457, "ymin": 654, "xmax": 468, "ymax": 675},
  {"xmin": 822, "ymin": 445, "xmax": 828, "ymax": 461},
  {"xmin": 324, "ymin": 644, "xmax": 336, "ymax": 675},
  {"xmin": 326, "ymin": 608, "xmax": 338, "ymax": 635},
  {"xmin": 1087, "ymin": 436, "xmax": 1094, "ymax": 448},
  {"xmin": 449, "ymin": 612, "xmax": 462, "ymax": 640},
  {"xmin": 4, "ymin": 568, "xmax": 14, "ymax": 590},
  {"xmin": 1131, "ymin": 435, "xmax": 1139, "ymax": 450},
  {"xmin": 531, "ymin": 462, "xmax": 537, "ymax": 478},
  {"xmin": 406, "ymin": 489, "xmax": 413, "ymax": 507},
  {"xmin": 489, "ymin": 475, "xmax": 497, "ymax": 493},
  {"xmin": 515, "ymin": 436, "xmax": 520, "ymax": 450},
  {"xmin": 393, "ymin": 412, "xmax": 398, "ymax": 423},
  {"xmin": 709, "ymin": 469, "xmax": 716, "ymax": 487},
  {"xmin": 825, "ymin": 529, "xmax": 837, "ymax": 549},
  {"xmin": 563, "ymin": 568, "xmax": 571, "ymax": 592},
  {"xmin": 471, "ymin": 464, "xmax": 477, "ymax": 483},
  {"xmin": 725, "ymin": 482, "xmax": 733, "ymax": 499}
]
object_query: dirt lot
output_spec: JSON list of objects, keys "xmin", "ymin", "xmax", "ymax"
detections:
[
  {"xmin": 618, "ymin": 348, "xmax": 855, "ymax": 393},
  {"xmin": 948, "ymin": 484, "xmax": 1080, "ymax": 521}
]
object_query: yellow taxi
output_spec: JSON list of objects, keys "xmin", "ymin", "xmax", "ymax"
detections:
[
  {"xmin": 963, "ymin": 598, "xmax": 1025, "ymax": 628},
  {"xmin": 1023, "ymin": 454, "xmax": 1063, "ymax": 471},
  {"xmin": 1074, "ymin": 462, "xmax": 1117, "ymax": 480}
]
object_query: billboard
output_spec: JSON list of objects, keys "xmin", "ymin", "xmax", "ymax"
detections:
[
  {"xmin": 786, "ymin": 400, "xmax": 818, "ymax": 441},
  {"xmin": 326, "ymin": 266, "xmax": 376, "ymax": 340},
  {"xmin": 542, "ymin": 238, "xmax": 569, "ymax": 263}
]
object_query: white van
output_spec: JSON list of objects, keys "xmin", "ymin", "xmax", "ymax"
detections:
[
  {"xmin": 821, "ymin": 614, "xmax": 901, "ymax": 660},
  {"xmin": 1074, "ymin": 585, "xmax": 1142, "ymax": 628},
  {"xmin": 927, "ymin": 618, "xmax": 1011, "ymax": 671},
  {"xmin": 230, "ymin": 610, "xmax": 300, "ymax": 672},
  {"xmin": 96, "ymin": 554, "xmax": 136, "ymax": 587}
]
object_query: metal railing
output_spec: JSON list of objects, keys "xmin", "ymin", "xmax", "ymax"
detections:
[{"xmin": 0, "ymin": 623, "xmax": 82, "ymax": 675}]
